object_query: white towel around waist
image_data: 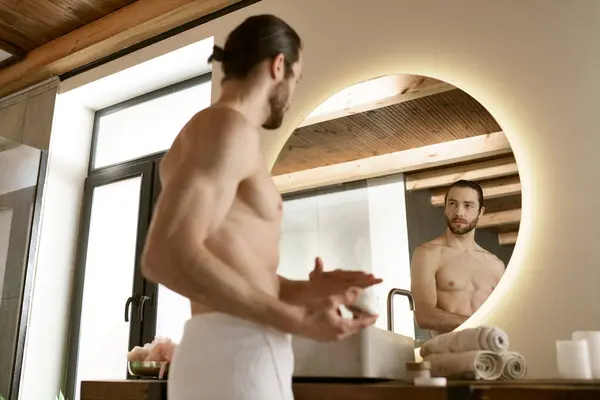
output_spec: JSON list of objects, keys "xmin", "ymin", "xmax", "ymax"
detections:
[{"xmin": 168, "ymin": 313, "xmax": 294, "ymax": 400}]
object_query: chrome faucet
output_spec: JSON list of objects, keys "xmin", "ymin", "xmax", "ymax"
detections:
[{"xmin": 386, "ymin": 288, "xmax": 415, "ymax": 333}]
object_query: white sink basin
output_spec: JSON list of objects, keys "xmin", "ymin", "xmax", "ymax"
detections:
[{"xmin": 292, "ymin": 325, "xmax": 415, "ymax": 380}]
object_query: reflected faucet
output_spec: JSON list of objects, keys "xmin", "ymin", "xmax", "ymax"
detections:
[{"xmin": 386, "ymin": 288, "xmax": 415, "ymax": 332}]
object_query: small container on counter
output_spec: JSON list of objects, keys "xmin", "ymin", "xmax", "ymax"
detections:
[
  {"xmin": 405, "ymin": 361, "xmax": 431, "ymax": 382},
  {"xmin": 414, "ymin": 376, "xmax": 447, "ymax": 387}
]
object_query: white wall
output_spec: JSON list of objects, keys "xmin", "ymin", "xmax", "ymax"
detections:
[
  {"xmin": 20, "ymin": 96, "xmax": 93, "ymax": 400},
  {"xmin": 279, "ymin": 175, "xmax": 413, "ymax": 336}
]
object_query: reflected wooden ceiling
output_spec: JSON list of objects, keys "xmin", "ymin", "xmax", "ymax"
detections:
[
  {"xmin": 273, "ymin": 87, "xmax": 501, "ymax": 175},
  {"xmin": 272, "ymin": 75, "xmax": 521, "ymax": 247}
]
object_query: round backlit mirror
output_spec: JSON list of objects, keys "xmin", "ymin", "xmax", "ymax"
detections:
[{"xmin": 274, "ymin": 74, "xmax": 520, "ymax": 341}]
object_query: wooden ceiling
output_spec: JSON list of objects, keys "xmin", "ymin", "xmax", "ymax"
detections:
[
  {"xmin": 0, "ymin": 0, "xmax": 243, "ymax": 98},
  {"xmin": 0, "ymin": 0, "xmax": 135, "ymax": 67},
  {"xmin": 272, "ymin": 75, "xmax": 521, "ymax": 247},
  {"xmin": 0, "ymin": 0, "xmax": 136, "ymax": 53}
]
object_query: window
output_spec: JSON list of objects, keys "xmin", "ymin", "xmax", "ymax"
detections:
[
  {"xmin": 279, "ymin": 177, "xmax": 414, "ymax": 337},
  {"xmin": 67, "ymin": 74, "xmax": 211, "ymax": 400},
  {"xmin": 92, "ymin": 76, "xmax": 212, "ymax": 170}
]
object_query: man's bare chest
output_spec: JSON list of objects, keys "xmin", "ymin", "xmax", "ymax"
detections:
[
  {"xmin": 436, "ymin": 249, "xmax": 496, "ymax": 289},
  {"xmin": 236, "ymin": 169, "xmax": 282, "ymax": 221}
]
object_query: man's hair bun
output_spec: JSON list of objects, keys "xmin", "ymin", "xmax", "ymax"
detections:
[{"xmin": 208, "ymin": 45, "xmax": 226, "ymax": 63}]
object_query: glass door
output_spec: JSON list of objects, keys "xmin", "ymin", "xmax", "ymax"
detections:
[
  {"xmin": 66, "ymin": 161, "xmax": 154, "ymax": 400},
  {"xmin": 66, "ymin": 154, "xmax": 199, "ymax": 399}
]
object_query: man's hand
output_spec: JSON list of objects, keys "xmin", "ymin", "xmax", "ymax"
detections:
[
  {"xmin": 294, "ymin": 287, "xmax": 378, "ymax": 341},
  {"xmin": 308, "ymin": 257, "xmax": 383, "ymax": 298}
]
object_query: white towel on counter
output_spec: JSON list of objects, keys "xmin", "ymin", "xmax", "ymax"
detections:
[
  {"xmin": 500, "ymin": 351, "xmax": 527, "ymax": 380},
  {"xmin": 424, "ymin": 350, "xmax": 504, "ymax": 380},
  {"xmin": 420, "ymin": 326, "xmax": 509, "ymax": 357}
]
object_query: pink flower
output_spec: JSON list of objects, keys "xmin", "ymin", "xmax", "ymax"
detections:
[{"xmin": 128, "ymin": 337, "xmax": 178, "ymax": 363}]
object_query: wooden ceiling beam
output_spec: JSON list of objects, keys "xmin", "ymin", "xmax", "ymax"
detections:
[
  {"xmin": 273, "ymin": 131, "xmax": 511, "ymax": 194},
  {"xmin": 0, "ymin": 39, "xmax": 24, "ymax": 58},
  {"xmin": 430, "ymin": 175, "xmax": 521, "ymax": 207},
  {"xmin": 299, "ymin": 75, "xmax": 455, "ymax": 127},
  {"xmin": 406, "ymin": 155, "xmax": 518, "ymax": 191},
  {"xmin": 498, "ymin": 231, "xmax": 518, "ymax": 246},
  {"xmin": 478, "ymin": 208, "xmax": 521, "ymax": 229},
  {"xmin": 0, "ymin": 0, "xmax": 243, "ymax": 99}
]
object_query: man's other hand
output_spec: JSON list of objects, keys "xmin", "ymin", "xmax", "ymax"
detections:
[{"xmin": 308, "ymin": 257, "xmax": 383, "ymax": 299}]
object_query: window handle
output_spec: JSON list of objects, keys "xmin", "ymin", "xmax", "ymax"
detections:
[
  {"xmin": 138, "ymin": 295, "xmax": 151, "ymax": 322},
  {"xmin": 124, "ymin": 296, "xmax": 135, "ymax": 322}
]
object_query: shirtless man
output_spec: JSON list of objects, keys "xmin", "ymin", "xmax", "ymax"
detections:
[
  {"xmin": 411, "ymin": 179, "xmax": 505, "ymax": 335},
  {"xmin": 141, "ymin": 15, "xmax": 381, "ymax": 400}
]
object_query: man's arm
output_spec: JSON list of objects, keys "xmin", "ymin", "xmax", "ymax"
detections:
[
  {"xmin": 278, "ymin": 276, "xmax": 312, "ymax": 305},
  {"xmin": 142, "ymin": 116, "xmax": 302, "ymax": 333},
  {"xmin": 492, "ymin": 256, "xmax": 506, "ymax": 284},
  {"xmin": 410, "ymin": 245, "xmax": 468, "ymax": 333},
  {"xmin": 278, "ymin": 257, "xmax": 383, "ymax": 306}
]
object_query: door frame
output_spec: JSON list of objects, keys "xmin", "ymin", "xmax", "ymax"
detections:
[{"xmin": 65, "ymin": 155, "xmax": 162, "ymax": 398}]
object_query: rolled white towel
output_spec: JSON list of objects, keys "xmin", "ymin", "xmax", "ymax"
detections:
[
  {"xmin": 424, "ymin": 350, "xmax": 504, "ymax": 380},
  {"xmin": 420, "ymin": 326, "xmax": 509, "ymax": 357},
  {"xmin": 501, "ymin": 351, "xmax": 527, "ymax": 380}
]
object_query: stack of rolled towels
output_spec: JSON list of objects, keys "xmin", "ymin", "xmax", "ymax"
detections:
[{"xmin": 419, "ymin": 326, "xmax": 527, "ymax": 380}]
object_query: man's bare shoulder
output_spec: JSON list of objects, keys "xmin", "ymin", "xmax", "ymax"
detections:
[
  {"xmin": 181, "ymin": 106, "xmax": 258, "ymax": 146},
  {"xmin": 411, "ymin": 240, "xmax": 444, "ymax": 275},
  {"xmin": 416, "ymin": 236, "xmax": 447, "ymax": 251},
  {"xmin": 160, "ymin": 106, "xmax": 259, "ymax": 183},
  {"xmin": 477, "ymin": 247, "xmax": 506, "ymax": 271},
  {"xmin": 413, "ymin": 239, "xmax": 444, "ymax": 259},
  {"xmin": 490, "ymin": 253, "xmax": 506, "ymax": 272}
]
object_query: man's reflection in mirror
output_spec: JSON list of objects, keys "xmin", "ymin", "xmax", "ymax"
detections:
[{"xmin": 411, "ymin": 180, "xmax": 505, "ymax": 336}]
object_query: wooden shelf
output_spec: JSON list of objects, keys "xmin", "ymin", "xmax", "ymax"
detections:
[{"xmin": 80, "ymin": 379, "xmax": 600, "ymax": 400}]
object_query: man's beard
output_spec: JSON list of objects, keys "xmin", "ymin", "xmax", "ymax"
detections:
[
  {"xmin": 446, "ymin": 216, "xmax": 478, "ymax": 235},
  {"xmin": 262, "ymin": 81, "xmax": 290, "ymax": 130}
]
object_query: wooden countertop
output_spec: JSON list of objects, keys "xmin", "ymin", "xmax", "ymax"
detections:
[{"xmin": 81, "ymin": 378, "xmax": 600, "ymax": 400}]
